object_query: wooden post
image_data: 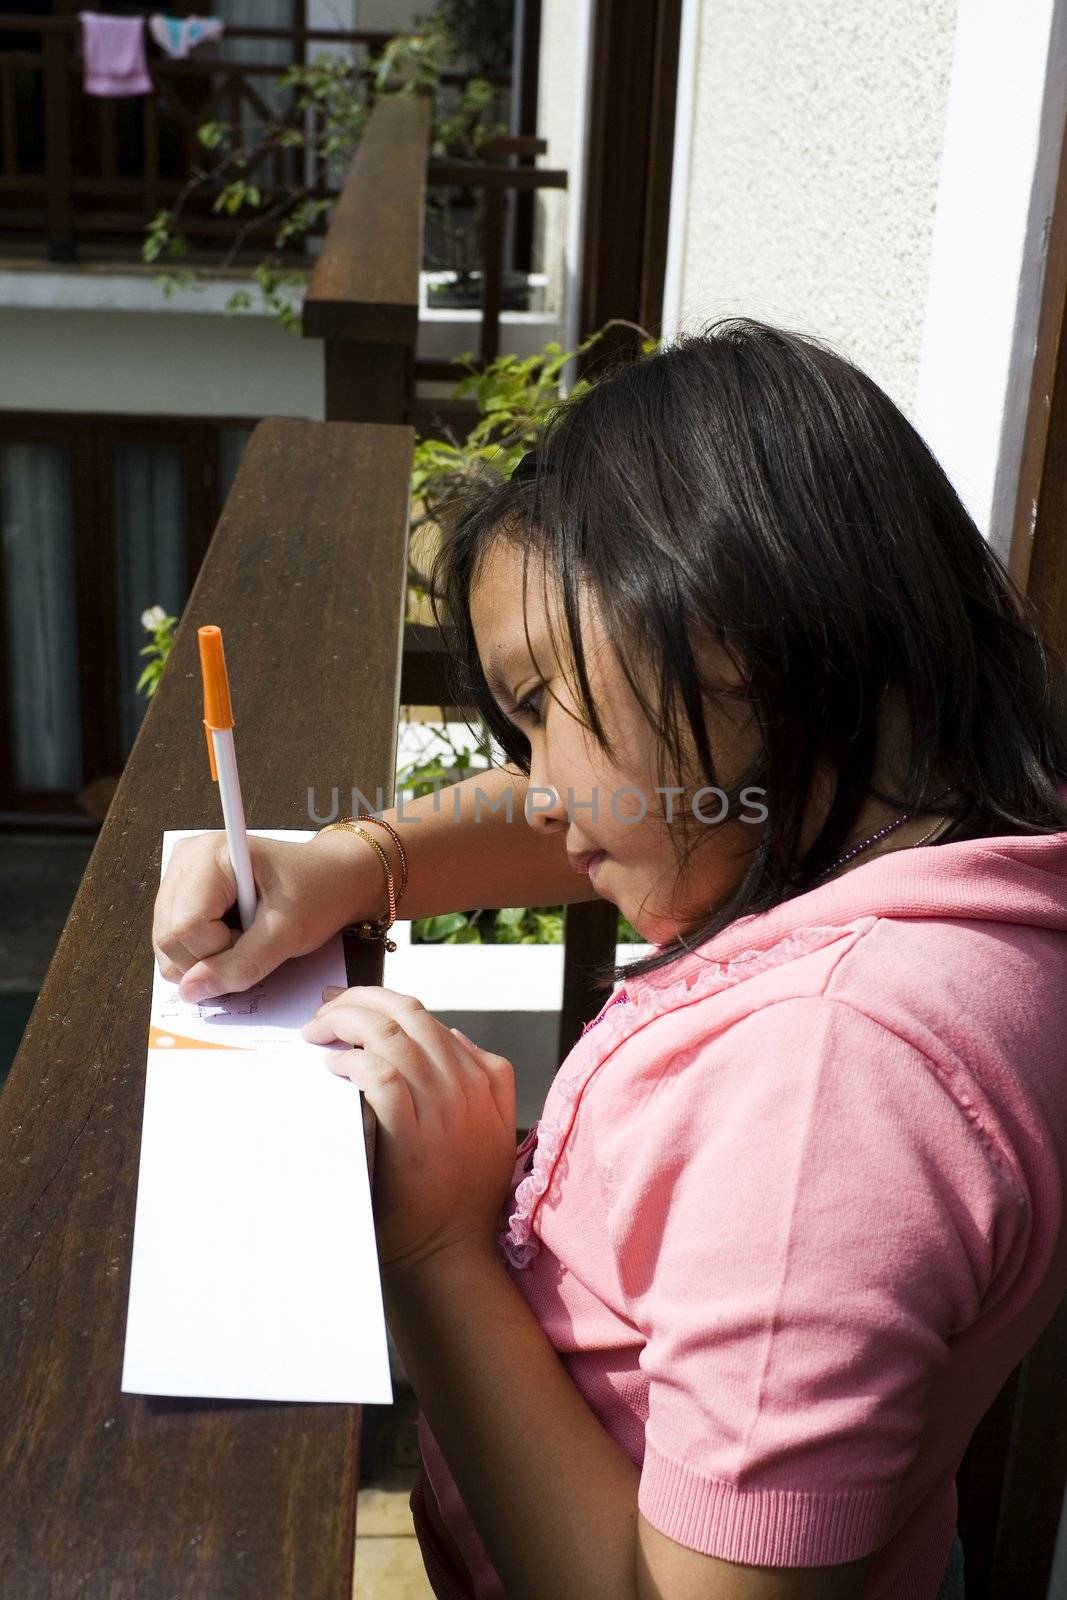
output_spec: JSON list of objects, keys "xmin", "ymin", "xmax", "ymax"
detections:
[
  {"xmin": 42, "ymin": 29, "xmax": 76, "ymax": 262},
  {"xmin": 324, "ymin": 340, "xmax": 411, "ymax": 426},
  {"xmin": 556, "ymin": 899, "xmax": 620, "ymax": 1063},
  {"xmin": 479, "ymin": 185, "xmax": 505, "ymax": 366},
  {"xmin": 0, "ymin": 417, "xmax": 413, "ymax": 1599}
]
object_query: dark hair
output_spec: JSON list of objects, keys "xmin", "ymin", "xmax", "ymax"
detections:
[{"xmin": 432, "ymin": 318, "xmax": 1067, "ymax": 982}]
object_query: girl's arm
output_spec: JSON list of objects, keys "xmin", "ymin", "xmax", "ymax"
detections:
[
  {"xmin": 153, "ymin": 763, "xmax": 599, "ymax": 1000},
  {"xmin": 302, "ymin": 987, "xmax": 873, "ymax": 1600},
  {"xmin": 386, "ymin": 1246, "xmax": 871, "ymax": 1600},
  {"xmin": 329, "ymin": 762, "xmax": 602, "ymax": 918}
]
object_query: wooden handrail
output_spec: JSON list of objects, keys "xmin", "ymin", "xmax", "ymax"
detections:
[
  {"xmin": 302, "ymin": 94, "xmax": 432, "ymax": 426},
  {"xmin": 0, "ymin": 416, "xmax": 413, "ymax": 1598},
  {"xmin": 303, "ymin": 95, "xmax": 432, "ymax": 349}
]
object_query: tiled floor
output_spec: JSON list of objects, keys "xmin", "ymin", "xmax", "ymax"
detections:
[
  {"xmin": 354, "ymin": 1470, "xmax": 435, "ymax": 1598},
  {"xmin": 355, "ymin": 1394, "xmax": 435, "ymax": 1598}
]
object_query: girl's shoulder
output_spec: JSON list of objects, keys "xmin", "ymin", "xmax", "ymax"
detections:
[{"xmin": 587, "ymin": 905, "xmax": 1067, "ymax": 1216}]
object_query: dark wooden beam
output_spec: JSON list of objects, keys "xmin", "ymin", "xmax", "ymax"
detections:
[
  {"xmin": 557, "ymin": 898, "xmax": 620, "ymax": 1063},
  {"xmin": 400, "ymin": 622, "xmax": 458, "ymax": 705},
  {"xmin": 1008, "ymin": 99, "xmax": 1067, "ymax": 602},
  {"xmin": 0, "ymin": 416, "xmax": 412, "ymax": 1600},
  {"xmin": 302, "ymin": 94, "xmax": 432, "ymax": 347},
  {"xmin": 578, "ymin": 0, "xmax": 683, "ymax": 369}
]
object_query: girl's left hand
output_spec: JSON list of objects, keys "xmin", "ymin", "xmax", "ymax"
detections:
[{"xmin": 301, "ymin": 985, "xmax": 517, "ymax": 1274}]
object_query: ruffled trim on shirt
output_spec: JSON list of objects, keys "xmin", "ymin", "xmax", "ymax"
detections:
[{"xmin": 498, "ymin": 920, "xmax": 872, "ymax": 1268}]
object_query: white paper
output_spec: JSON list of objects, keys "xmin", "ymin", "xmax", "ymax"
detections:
[{"xmin": 122, "ymin": 829, "xmax": 393, "ymax": 1404}]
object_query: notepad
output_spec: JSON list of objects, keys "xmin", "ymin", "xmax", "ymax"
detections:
[{"xmin": 121, "ymin": 829, "xmax": 393, "ymax": 1404}]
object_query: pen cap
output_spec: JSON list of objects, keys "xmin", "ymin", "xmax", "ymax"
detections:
[{"xmin": 198, "ymin": 625, "xmax": 235, "ymax": 730}]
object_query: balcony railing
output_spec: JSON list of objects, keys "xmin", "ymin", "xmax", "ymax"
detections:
[
  {"xmin": 0, "ymin": 14, "xmax": 512, "ymax": 262},
  {"xmin": 301, "ymin": 93, "xmax": 567, "ymax": 402},
  {"xmin": 0, "ymin": 413, "xmax": 408, "ymax": 1596}
]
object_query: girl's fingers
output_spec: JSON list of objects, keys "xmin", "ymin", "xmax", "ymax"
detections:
[
  {"xmin": 309, "ymin": 986, "xmax": 481, "ymax": 1087},
  {"xmin": 303, "ymin": 1001, "xmax": 449, "ymax": 1115},
  {"xmin": 303, "ymin": 1001, "xmax": 422, "ymax": 1059},
  {"xmin": 449, "ymin": 1027, "xmax": 517, "ymax": 1130},
  {"xmin": 155, "ymin": 937, "xmax": 201, "ymax": 983},
  {"xmin": 327, "ymin": 1048, "xmax": 418, "ymax": 1141}
]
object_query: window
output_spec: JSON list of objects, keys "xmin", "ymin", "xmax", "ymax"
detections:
[{"xmin": 0, "ymin": 413, "xmax": 255, "ymax": 821}]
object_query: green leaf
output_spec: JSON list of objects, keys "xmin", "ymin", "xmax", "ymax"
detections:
[{"xmin": 416, "ymin": 912, "xmax": 470, "ymax": 942}]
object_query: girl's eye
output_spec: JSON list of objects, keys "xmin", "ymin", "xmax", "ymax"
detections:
[{"xmin": 513, "ymin": 687, "xmax": 544, "ymax": 725}]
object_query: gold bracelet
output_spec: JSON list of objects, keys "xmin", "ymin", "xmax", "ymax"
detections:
[
  {"xmin": 317, "ymin": 819, "xmax": 398, "ymax": 951},
  {"xmin": 353, "ymin": 812, "xmax": 408, "ymax": 904}
]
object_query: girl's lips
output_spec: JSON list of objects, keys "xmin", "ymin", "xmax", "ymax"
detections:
[
  {"xmin": 569, "ymin": 850, "xmax": 607, "ymax": 876},
  {"xmin": 587, "ymin": 853, "xmax": 607, "ymax": 887}
]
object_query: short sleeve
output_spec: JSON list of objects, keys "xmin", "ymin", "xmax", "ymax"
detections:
[{"xmin": 600, "ymin": 995, "xmax": 1021, "ymax": 1568}]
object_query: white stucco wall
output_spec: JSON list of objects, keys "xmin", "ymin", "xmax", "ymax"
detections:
[
  {"xmin": 352, "ymin": 1, "xmax": 423, "ymax": 33},
  {"xmin": 0, "ymin": 303, "xmax": 324, "ymax": 419},
  {"xmin": 533, "ymin": 0, "xmax": 590, "ymax": 334},
  {"xmin": 915, "ymin": 0, "xmax": 1066, "ymax": 557},
  {"xmin": 667, "ymin": 0, "xmax": 960, "ymax": 417}
]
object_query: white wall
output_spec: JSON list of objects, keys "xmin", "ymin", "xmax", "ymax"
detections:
[
  {"xmin": 914, "ymin": 0, "xmax": 1067, "ymax": 558},
  {"xmin": 666, "ymin": 0, "xmax": 960, "ymax": 416},
  {"xmin": 664, "ymin": 0, "xmax": 1067, "ymax": 560},
  {"xmin": 0, "ymin": 305, "xmax": 323, "ymax": 419},
  {"xmin": 533, "ymin": 0, "xmax": 591, "ymax": 336},
  {"xmin": 352, "ymin": 0, "xmax": 423, "ymax": 31}
]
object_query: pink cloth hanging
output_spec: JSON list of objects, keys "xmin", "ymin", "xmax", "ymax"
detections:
[{"xmin": 79, "ymin": 13, "xmax": 152, "ymax": 97}]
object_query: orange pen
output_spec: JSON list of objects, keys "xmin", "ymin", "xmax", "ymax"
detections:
[{"xmin": 198, "ymin": 625, "xmax": 257, "ymax": 930}]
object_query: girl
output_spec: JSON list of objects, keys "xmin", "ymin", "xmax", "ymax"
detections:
[{"xmin": 153, "ymin": 320, "xmax": 1067, "ymax": 1600}]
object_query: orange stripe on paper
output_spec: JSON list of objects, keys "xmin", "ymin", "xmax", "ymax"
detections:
[{"xmin": 148, "ymin": 1025, "xmax": 246, "ymax": 1052}]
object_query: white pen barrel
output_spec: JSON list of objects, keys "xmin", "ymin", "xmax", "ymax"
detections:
[{"xmin": 211, "ymin": 728, "xmax": 257, "ymax": 931}]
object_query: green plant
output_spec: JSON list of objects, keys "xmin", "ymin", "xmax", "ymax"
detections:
[
  {"xmin": 407, "ymin": 319, "xmax": 656, "ymax": 603},
  {"xmin": 143, "ymin": 9, "xmax": 507, "ymax": 324},
  {"xmin": 136, "ymin": 605, "xmax": 179, "ymax": 699},
  {"xmin": 434, "ymin": 0, "xmax": 515, "ymax": 74}
]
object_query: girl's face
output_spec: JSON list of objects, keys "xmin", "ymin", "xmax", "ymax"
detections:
[{"xmin": 469, "ymin": 539, "xmax": 763, "ymax": 943}]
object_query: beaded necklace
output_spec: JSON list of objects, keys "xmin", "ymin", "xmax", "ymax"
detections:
[{"xmin": 813, "ymin": 787, "xmax": 955, "ymax": 885}]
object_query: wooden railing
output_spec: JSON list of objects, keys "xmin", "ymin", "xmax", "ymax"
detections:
[
  {"xmin": 0, "ymin": 15, "xmax": 511, "ymax": 261},
  {"xmin": 0, "ymin": 415, "xmax": 412, "ymax": 1596},
  {"xmin": 302, "ymin": 93, "xmax": 567, "ymax": 399},
  {"xmin": 302, "ymin": 92, "xmax": 431, "ymax": 425}
]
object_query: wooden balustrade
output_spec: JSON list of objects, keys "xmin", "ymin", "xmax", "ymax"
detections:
[
  {"xmin": 0, "ymin": 415, "xmax": 412, "ymax": 1597},
  {"xmin": 303, "ymin": 93, "xmax": 432, "ymax": 426},
  {"xmin": 0, "ymin": 15, "xmax": 512, "ymax": 261}
]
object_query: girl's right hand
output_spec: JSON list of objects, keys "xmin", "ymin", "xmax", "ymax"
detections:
[{"xmin": 152, "ymin": 830, "xmax": 386, "ymax": 1003}]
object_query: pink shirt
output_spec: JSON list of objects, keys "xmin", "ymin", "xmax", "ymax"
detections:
[{"xmin": 414, "ymin": 820, "xmax": 1067, "ymax": 1599}]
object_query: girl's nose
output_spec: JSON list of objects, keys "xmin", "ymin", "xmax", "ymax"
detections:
[{"xmin": 525, "ymin": 778, "xmax": 568, "ymax": 833}]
